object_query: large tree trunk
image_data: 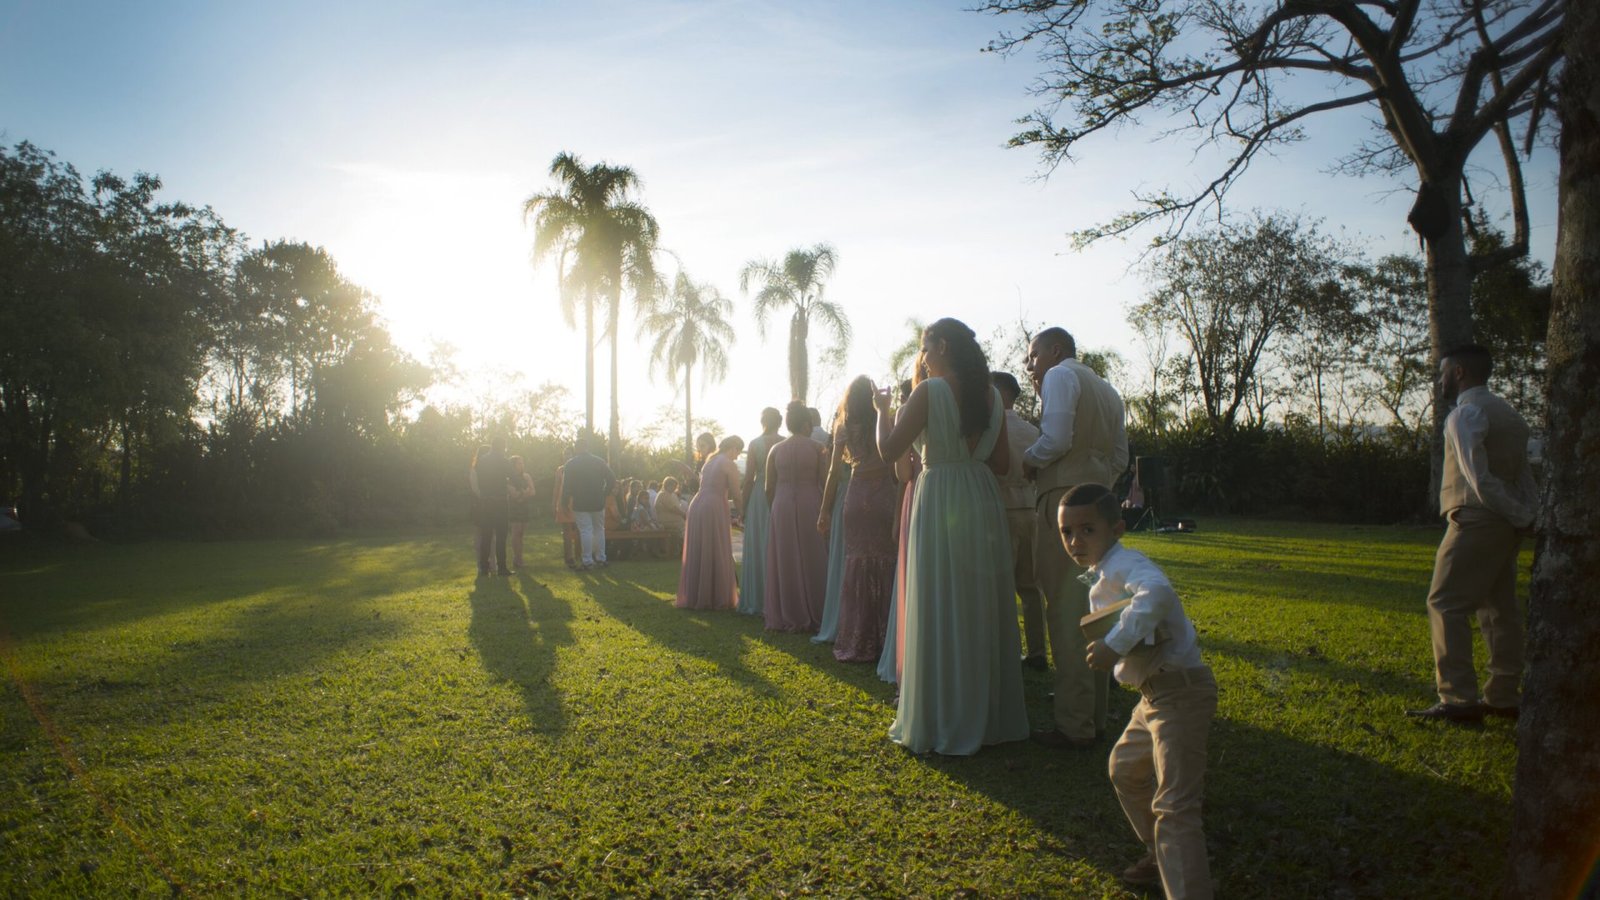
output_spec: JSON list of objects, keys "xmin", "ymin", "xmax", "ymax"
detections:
[
  {"xmin": 1506, "ymin": 9, "xmax": 1600, "ymax": 896},
  {"xmin": 1422, "ymin": 176, "xmax": 1478, "ymax": 512},
  {"xmin": 789, "ymin": 310, "xmax": 809, "ymax": 404}
]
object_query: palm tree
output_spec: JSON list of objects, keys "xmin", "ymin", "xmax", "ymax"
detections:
[
  {"xmin": 639, "ymin": 271, "xmax": 736, "ymax": 462},
  {"xmin": 887, "ymin": 317, "xmax": 928, "ymax": 384},
  {"xmin": 523, "ymin": 152, "xmax": 659, "ymax": 463},
  {"xmin": 739, "ymin": 243, "xmax": 849, "ymax": 404}
]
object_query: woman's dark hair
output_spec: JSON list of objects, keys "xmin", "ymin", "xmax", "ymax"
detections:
[
  {"xmin": 471, "ymin": 445, "xmax": 491, "ymax": 468},
  {"xmin": 785, "ymin": 400, "xmax": 810, "ymax": 436},
  {"xmin": 926, "ymin": 317, "xmax": 991, "ymax": 438},
  {"xmin": 835, "ymin": 375, "xmax": 878, "ymax": 463}
]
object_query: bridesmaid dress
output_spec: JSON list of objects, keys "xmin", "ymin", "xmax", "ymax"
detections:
[
  {"xmin": 738, "ymin": 433, "xmax": 775, "ymax": 616},
  {"xmin": 888, "ymin": 378, "xmax": 1030, "ymax": 755},
  {"xmin": 763, "ymin": 437, "xmax": 829, "ymax": 632},
  {"xmin": 812, "ymin": 463, "xmax": 851, "ymax": 644},
  {"xmin": 675, "ymin": 453, "xmax": 739, "ymax": 610}
]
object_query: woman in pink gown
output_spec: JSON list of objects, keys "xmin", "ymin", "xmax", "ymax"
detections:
[
  {"xmin": 763, "ymin": 401, "xmax": 829, "ymax": 632},
  {"xmin": 821, "ymin": 376, "xmax": 899, "ymax": 663},
  {"xmin": 675, "ymin": 435, "xmax": 744, "ymax": 610}
]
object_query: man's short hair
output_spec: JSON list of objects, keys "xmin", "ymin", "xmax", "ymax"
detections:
[
  {"xmin": 990, "ymin": 371, "xmax": 1021, "ymax": 400},
  {"xmin": 1061, "ymin": 482, "xmax": 1120, "ymax": 526},
  {"xmin": 1442, "ymin": 343, "xmax": 1493, "ymax": 381},
  {"xmin": 1034, "ymin": 326, "xmax": 1076, "ymax": 360}
]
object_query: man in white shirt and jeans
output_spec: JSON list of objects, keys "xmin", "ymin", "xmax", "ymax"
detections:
[
  {"xmin": 1408, "ymin": 344, "xmax": 1537, "ymax": 723},
  {"xmin": 1023, "ymin": 327, "xmax": 1129, "ymax": 748}
]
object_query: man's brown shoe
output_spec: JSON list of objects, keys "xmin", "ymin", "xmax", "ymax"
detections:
[
  {"xmin": 1405, "ymin": 702, "xmax": 1485, "ymax": 723},
  {"xmin": 1031, "ymin": 729, "xmax": 1097, "ymax": 750},
  {"xmin": 1482, "ymin": 704, "xmax": 1520, "ymax": 720},
  {"xmin": 1121, "ymin": 854, "xmax": 1161, "ymax": 888}
]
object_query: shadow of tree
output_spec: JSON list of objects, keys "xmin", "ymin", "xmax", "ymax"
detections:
[
  {"xmin": 466, "ymin": 573, "xmax": 573, "ymax": 735},
  {"xmin": 911, "ymin": 701, "xmax": 1509, "ymax": 898},
  {"xmin": 0, "ymin": 536, "xmax": 464, "ymax": 639}
]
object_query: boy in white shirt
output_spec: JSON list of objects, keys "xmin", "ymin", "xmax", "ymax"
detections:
[{"xmin": 1060, "ymin": 483, "xmax": 1217, "ymax": 899}]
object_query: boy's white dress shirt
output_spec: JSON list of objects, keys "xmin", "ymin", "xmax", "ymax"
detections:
[{"xmin": 1087, "ymin": 542, "xmax": 1203, "ymax": 687}]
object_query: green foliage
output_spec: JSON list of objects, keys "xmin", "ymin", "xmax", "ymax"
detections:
[
  {"xmin": 1134, "ymin": 418, "xmax": 1431, "ymax": 522},
  {"xmin": 0, "ymin": 522, "xmax": 1521, "ymax": 896}
]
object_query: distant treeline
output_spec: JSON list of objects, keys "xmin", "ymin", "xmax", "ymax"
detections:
[
  {"xmin": 0, "ymin": 142, "xmax": 1546, "ymax": 536},
  {"xmin": 0, "ymin": 141, "xmax": 691, "ymax": 539}
]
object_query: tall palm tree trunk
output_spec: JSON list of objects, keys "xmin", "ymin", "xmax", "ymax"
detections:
[
  {"xmin": 683, "ymin": 361, "xmax": 693, "ymax": 464},
  {"xmin": 789, "ymin": 310, "xmax": 809, "ymax": 403},
  {"xmin": 609, "ymin": 284, "xmax": 622, "ymax": 469},
  {"xmin": 584, "ymin": 295, "xmax": 595, "ymax": 434}
]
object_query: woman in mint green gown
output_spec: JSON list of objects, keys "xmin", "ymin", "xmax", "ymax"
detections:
[
  {"xmin": 873, "ymin": 318, "xmax": 1029, "ymax": 755},
  {"xmin": 812, "ymin": 460, "xmax": 849, "ymax": 644},
  {"xmin": 738, "ymin": 408, "xmax": 782, "ymax": 617}
]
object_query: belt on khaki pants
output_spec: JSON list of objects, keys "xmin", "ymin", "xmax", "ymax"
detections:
[{"xmin": 1139, "ymin": 665, "xmax": 1214, "ymax": 700}]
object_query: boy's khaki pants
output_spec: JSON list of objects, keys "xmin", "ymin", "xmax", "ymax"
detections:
[{"xmin": 1109, "ymin": 666, "xmax": 1217, "ymax": 900}]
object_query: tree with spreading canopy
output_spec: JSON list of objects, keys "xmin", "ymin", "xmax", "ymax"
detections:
[{"xmin": 979, "ymin": 0, "xmax": 1562, "ymax": 452}]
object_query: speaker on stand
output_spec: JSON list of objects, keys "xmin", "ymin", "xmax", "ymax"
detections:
[{"xmin": 1132, "ymin": 456, "xmax": 1166, "ymax": 532}]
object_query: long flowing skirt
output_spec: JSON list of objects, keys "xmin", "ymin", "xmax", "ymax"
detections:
[
  {"xmin": 888, "ymin": 461, "xmax": 1030, "ymax": 755},
  {"xmin": 812, "ymin": 466, "xmax": 851, "ymax": 643},
  {"xmin": 737, "ymin": 486, "xmax": 771, "ymax": 616},
  {"xmin": 834, "ymin": 472, "xmax": 897, "ymax": 662}
]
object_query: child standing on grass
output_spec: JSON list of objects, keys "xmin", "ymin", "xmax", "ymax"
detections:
[{"xmin": 1059, "ymin": 482, "xmax": 1217, "ymax": 899}]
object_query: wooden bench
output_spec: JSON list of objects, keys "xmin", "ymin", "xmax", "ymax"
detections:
[{"xmin": 562, "ymin": 524, "xmax": 679, "ymax": 563}]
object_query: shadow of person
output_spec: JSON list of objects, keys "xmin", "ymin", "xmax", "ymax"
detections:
[{"xmin": 467, "ymin": 573, "xmax": 574, "ymax": 735}]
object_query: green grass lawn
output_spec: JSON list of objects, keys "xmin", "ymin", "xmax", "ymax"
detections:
[{"xmin": 0, "ymin": 520, "xmax": 1525, "ymax": 897}]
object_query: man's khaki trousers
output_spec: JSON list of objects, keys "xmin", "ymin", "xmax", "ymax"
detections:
[
  {"xmin": 1034, "ymin": 486, "xmax": 1109, "ymax": 740},
  {"xmin": 1426, "ymin": 506, "xmax": 1525, "ymax": 707}
]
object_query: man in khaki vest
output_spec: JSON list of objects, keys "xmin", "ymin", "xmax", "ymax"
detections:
[
  {"xmin": 1023, "ymin": 327, "xmax": 1129, "ymax": 747},
  {"xmin": 1408, "ymin": 344, "xmax": 1537, "ymax": 723}
]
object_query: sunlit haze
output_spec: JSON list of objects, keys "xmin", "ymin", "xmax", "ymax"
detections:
[{"xmin": 1, "ymin": 0, "xmax": 1558, "ymax": 443}]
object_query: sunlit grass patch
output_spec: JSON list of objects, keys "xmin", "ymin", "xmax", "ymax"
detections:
[{"xmin": 0, "ymin": 521, "xmax": 1523, "ymax": 896}]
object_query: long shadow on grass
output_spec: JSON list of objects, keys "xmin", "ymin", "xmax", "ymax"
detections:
[
  {"xmin": 0, "ymin": 536, "xmax": 462, "ymax": 640},
  {"xmin": 580, "ymin": 570, "xmax": 783, "ymax": 699},
  {"xmin": 916, "ymin": 696, "xmax": 1509, "ymax": 898},
  {"xmin": 1202, "ymin": 634, "xmax": 1435, "ymax": 701},
  {"xmin": 467, "ymin": 573, "xmax": 573, "ymax": 734},
  {"xmin": 586, "ymin": 569, "xmax": 892, "ymax": 702}
]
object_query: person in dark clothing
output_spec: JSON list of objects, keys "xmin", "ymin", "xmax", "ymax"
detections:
[
  {"xmin": 560, "ymin": 434, "xmax": 617, "ymax": 569},
  {"xmin": 476, "ymin": 435, "xmax": 514, "ymax": 575}
]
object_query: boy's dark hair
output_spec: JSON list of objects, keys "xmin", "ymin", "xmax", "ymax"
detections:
[
  {"xmin": 990, "ymin": 370, "xmax": 1021, "ymax": 401},
  {"xmin": 1061, "ymin": 482, "xmax": 1121, "ymax": 526},
  {"xmin": 1442, "ymin": 343, "xmax": 1494, "ymax": 381}
]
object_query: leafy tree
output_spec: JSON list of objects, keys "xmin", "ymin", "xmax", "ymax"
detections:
[
  {"xmin": 1466, "ymin": 222, "xmax": 1550, "ymax": 417},
  {"xmin": 1132, "ymin": 213, "xmax": 1347, "ymax": 432},
  {"xmin": 0, "ymin": 142, "xmax": 229, "ymax": 523},
  {"xmin": 1348, "ymin": 254, "xmax": 1432, "ymax": 437},
  {"xmin": 980, "ymin": 0, "xmax": 1563, "ymax": 456},
  {"xmin": 739, "ymin": 243, "xmax": 849, "ymax": 404},
  {"xmin": 1506, "ymin": 5, "xmax": 1600, "ymax": 891},
  {"xmin": 524, "ymin": 153, "xmax": 660, "ymax": 465},
  {"xmin": 638, "ymin": 272, "xmax": 736, "ymax": 462}
]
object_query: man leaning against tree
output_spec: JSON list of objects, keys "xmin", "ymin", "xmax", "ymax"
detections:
[
  {"xmin": 1407, "ymin": 344, "xmax": 1538, "ymax": 724},
  {"xmin": 1023, "ymin": 327, "xmax": 1129, "ymax": 748}
]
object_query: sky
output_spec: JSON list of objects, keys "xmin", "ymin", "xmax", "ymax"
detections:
[{"xmin": 0, "ymin": 0, "xmax": 1560, "ymax": 445}]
